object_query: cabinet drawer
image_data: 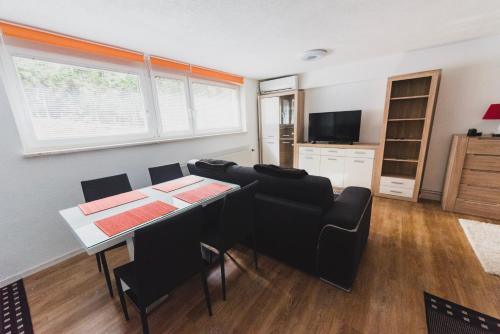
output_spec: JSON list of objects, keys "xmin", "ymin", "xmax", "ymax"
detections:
[
  {"xmin": 344, "ymin": 157, "xmax": 373, "ymax": 189},
  {"xmin": 345, "ymin": 149, "xmax": 375, "ymax": 159},
  {"xmin": 461, "ymin": 169, "xmax": 500, "ymax": 188},
  {"xmin": 299, "ymin": 154, "xmax": 321, "ymax": 175},
  {"xmin": 380, "ymin": 176, "xmax": 415, "ymax": 189},
  {"xmin": 454, "ymin": 198, "xmax": 500, "ymax": 220},
  {"xmin": 379, "ymin": 185, "xmax": 413, "ymax": 198},
  {"xmin": 467, "ymin": 138, "xmax": 500, "ymax": 155},
  {"xmin": 319, "ymin": 156, "xmax": 345, "ymax": 187},
  {"xmin": 299, "ymin": 146, "xmax": 321, "ymax": 155},
  {"xmin": 320, "ymin": 147, "xmax": 346, "ymax": 157},
  {"xmin": 464, "ymin": 154, "xmax": 500, "ymax": 172},
  {"xmin": 458, "ymin": 184, "xmax": 500, "ymax": 204}
]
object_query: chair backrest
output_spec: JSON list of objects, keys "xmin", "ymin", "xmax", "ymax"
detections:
[
  {"xmin": 81, "ymin": 173, "xmax": 132, "ymax": 202},
  {"xmin": 218, "ymin": 180, "xmax": 259, "ymax": 251},
  {"xmin": 133, "ymin": 206, "xmax": 204, "ymax": 307},
  {"xmin": 148, "ymin": 163, "xmax": 184, "ymax": 185}
]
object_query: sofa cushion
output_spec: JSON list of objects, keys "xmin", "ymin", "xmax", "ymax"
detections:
[
  {"xmin": 253, "ymin": 164, "xmax": 308, "ymax": 179},
  {"xmin": 195, "ymin": 159, "xmax": 236, "ymax": 171},
  {"xmin": 323, "ymin": 187, "xmax": 372, "ymax": 230}
]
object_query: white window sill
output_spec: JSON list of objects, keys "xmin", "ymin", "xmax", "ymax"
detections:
[{"xmin": 22, "ymin": 130, "xmax": 248, "ymax": 157}]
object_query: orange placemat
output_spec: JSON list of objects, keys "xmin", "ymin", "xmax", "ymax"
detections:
[
  {"xmin": 94, "ymin": 201, "xmax": 177, "ymax": 237},
  {"xmin": 79, "ymin": 190, "xmax": 147, "ymax": 215},
  {"xmin": 153, "ymin": 175, "xmax": 204, "ymax": 193},
  {"xmin": 174, "ymin": 183, "xmax": 233, "ymax": 204}
]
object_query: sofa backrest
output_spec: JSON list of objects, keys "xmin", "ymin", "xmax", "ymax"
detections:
[{"xmin": 187, "ymin": 160, "xmax": 335, "ymax": 211}]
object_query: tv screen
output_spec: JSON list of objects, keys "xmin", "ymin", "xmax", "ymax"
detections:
[{"xmin": 308, "ymin": 110, "xmax": 361, "ymax": 143}]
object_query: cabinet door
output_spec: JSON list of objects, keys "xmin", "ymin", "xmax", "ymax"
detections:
[
  {"xmin": 262, "ymin": 139, "xmax": 279, "ymax": 165},
  {"xmin": 298, "ymin": 154, "xmax": 320, "ymax": 175},
  {"xmin": 344, "ymin": 157, "xmax": 373, "ymax": 189},
  {"xmin": 260, "ymin": 97, "xmax": 280, "ymax": 139},
  {"xmin": 320, "ymin": 156, "xmax": 345, "ymax": 187}
]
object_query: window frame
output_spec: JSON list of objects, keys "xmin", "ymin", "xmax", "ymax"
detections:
[
  {"xmin": 0, "ymin": 36, "xmax": 246, "ymax": 156},
  {"xmin": 188, "ymin": 77, "xmax": 244, "ymax": 136},
  {"xmin": 1, "ymin": 42, "xmax": 159, "ymax": 153},
  {"xmin": 151, "ymin": 69, "xmax": 194, "ymax": 139}
]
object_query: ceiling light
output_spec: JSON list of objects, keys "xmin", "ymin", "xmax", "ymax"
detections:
[{"xmin": 301, "ymin": 49, "xmax": 329, "ymax": 61}]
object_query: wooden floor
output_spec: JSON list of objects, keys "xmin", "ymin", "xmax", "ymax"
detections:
[{"xmin": 24, "ymin": 197, "xmax": 500, "ymax": 333}]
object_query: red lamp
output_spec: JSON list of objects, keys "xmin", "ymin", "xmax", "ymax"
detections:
[{"xmin": 483, "ymin": 104, "xmax": 500, "ymax": 137}]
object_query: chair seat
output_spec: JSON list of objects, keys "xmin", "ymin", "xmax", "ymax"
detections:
[
  {"xmin": 114, "ymin": 262, "xmax": 137, "ymax": 290},
  {"xmin": 201, "ymin": 227, "xmax": 221, "ymax": 250}
]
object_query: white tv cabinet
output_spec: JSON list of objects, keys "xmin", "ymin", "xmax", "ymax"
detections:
[{"xmin": 296, "ymin": 143, "xmax": 379, "ymax": 189}]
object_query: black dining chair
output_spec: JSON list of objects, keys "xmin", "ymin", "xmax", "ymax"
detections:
[
  {"xmin": 148, "ymin": 163, "xmax": 183, "ymax": 185},
  {"xmin": 114, "ymin": 206, "xmax": 212, "ymax": 334},
  {"xmin": 81, "ymin": 173, "xmax": 132, "ymax": 298},
  {"xmin": 201, "ymin": 180, "xmax": 259, "ymax": 300}
]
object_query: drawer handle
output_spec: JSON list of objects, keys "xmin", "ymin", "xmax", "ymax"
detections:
[
  {"xmin": 328, "ymin": 158, "xmax": 337, "ymax": 161},
  {"xmin": 305, "ymin": 157, "xmax": 313, "ymax": 160},
  {"xmin": 354, "ymin": 151, "xmax": 366, "ymax": 154},
  {"xmin": 354, "ymin": 160, "xmax": 365, "ymax": 163},
  {"xmin": 391, "ymin": 181, "xmax": 404, "ymax": 185},
  {"xmin": 389, "ymin": 190, "xmax": 403, "ymax": 194},
  {"xmin": 282, "ymin": 141, "xmax": 291, "ymax": 144},
  {"xmin": 282, "ymin": 135, "xmax": 291, "ymax": 137}
]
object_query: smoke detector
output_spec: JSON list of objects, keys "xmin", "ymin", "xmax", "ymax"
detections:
[{"xmin": 300, "ymin": 49, "xmax": 329, "ymax": 61}]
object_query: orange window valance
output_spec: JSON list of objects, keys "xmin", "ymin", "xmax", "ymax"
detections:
[
  {"xmin": 0, "ymin": 21, "xmax": 144, "ymax": 62},
  {"xmin": 191, "ymin": 66, "xmax": 244, "ymax": 85},
  {"xmin": 150, "ymin": 56, "xmax": 190, "ymax": 72},
  {"xmin": 0, "ymin": 20, "xmax": 244, "ymax": 85}
]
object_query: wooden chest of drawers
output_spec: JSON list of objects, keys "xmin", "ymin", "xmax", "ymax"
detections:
[{"xmin": 442, "ymin": 135, "xmax": 500, "ymax": 219}]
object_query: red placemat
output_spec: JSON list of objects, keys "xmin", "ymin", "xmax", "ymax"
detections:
[
  {"xmin": 79, "ymin": 190, "xmax": 147, "ymax": 215},
  {"xmin": 174, "ymin": 182, "xmax": 233, "ymax": 204},
  {"xmin": 153, "ymin": 175, "xmax": 204, "ymax": 193},
  {"xmin": 94, "ymin": 201, "xmax": 177, "ymax": 237}
]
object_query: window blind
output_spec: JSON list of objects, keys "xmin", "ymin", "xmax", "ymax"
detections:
[
  {"xmin": 155, "ymin": 75, "xmax": 191, "ymax": 135},
  {"xmin": 191, "ymin": 81, "xmax": 241, "ymax": 133},
  {"xmin": 13, "ymin": 56, "xmax": 148, "ymax": 140}
]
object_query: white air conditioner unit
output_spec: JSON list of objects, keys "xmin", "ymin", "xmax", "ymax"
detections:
[{"xmin": 259, "ymin": 76, "xmax": 298, "ymax": 94}]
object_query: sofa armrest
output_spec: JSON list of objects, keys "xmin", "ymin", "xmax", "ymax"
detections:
[{"xmin": 316, "ymin": 187, "xmax": 372, "ymax": 291}]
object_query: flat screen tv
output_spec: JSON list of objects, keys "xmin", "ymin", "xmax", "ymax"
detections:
[{"xmin": 308, "ymin": 110, "xmax": 361, "ymax": 143}]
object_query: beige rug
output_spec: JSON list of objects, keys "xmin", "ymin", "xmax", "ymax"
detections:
[{"xmin": 459, "ymin": 219, "xmax": 500, "ymax": 276}]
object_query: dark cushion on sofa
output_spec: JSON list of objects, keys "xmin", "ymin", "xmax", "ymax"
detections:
[
  {"xmin": 253, "ymin": 164, "xmax": 308, "ymax": 178},
  {"xmin": 195, "ymin": 159, "xmax": 236, "ymax": 170}
]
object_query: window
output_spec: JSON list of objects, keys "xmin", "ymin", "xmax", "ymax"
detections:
[
  {"xmin": 154, "ymin": 75, "xmax": 191, "ymax": 137},
  {"xmin": 13, "ymin": 56, "xmax": 149, "ymax": 140},
  {"xmin": 0, "ymin": 38, "xmax": 245, "ymax": 155},
  {"xmin": 191, "ymin": 80, "xmax": 241, "ymax": 134}
]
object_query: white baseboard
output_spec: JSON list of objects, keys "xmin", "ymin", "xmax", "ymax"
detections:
[
  {"xmin": 0, "ymin": 248, "xmax": 83, "ymax": 288},
  {"xmin": 419, "ymin": 189, "xmax": 442, "ymax": 201}
]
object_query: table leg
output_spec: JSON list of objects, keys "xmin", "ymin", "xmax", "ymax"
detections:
[{"xmin": 126, "ymin": 238, "xmax": 134, "ymax": 260}]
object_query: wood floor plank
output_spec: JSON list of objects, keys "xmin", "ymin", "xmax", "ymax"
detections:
[{"xmin": 23, "ymin": 197, "xmax": 500, "ymax": 333}]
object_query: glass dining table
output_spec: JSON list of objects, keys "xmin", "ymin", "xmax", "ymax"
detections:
[{"xmin": 59, "ymin": 176, "xmax": 240, "ymax": 260}]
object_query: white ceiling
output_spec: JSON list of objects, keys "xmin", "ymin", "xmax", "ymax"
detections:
[{"xmin": 1, "ymin": 0, "xmax": 500, "ymax": 79}]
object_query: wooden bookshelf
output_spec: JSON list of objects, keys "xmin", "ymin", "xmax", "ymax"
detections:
[{"xmin": 373, "ymin": 70, "xmax": 442, "ymax": 202}]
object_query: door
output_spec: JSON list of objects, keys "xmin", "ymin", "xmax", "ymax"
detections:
[
  {"xmin": 344, "ymin": 157, "xmax": 373, "ymax": 188},
  {"xmin": 260, "ymin": 97, "xmax": 280, "ymax": 164},
  {"xmin": 320, "ymin": 156, "xmax": 345, "ymax": 187},
  {"xmin": 298, "ymin": 154, "xmax": 320, "ymax": 175},
  {"xmin": 262, "ymin": 139, "xmax": 279, "ymax": 165},
  {"xmin": 261, "ymin": 97, "xmax": 280, "ymax": 139}
]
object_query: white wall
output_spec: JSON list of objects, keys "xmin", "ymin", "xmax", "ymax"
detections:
[
  {"xmin": 0, "ymin": 78, "xmax": 259, "ymax": 286},
  {"xmin": 300, "ymin": 35, "xmax": 500, "ymax": 197}
]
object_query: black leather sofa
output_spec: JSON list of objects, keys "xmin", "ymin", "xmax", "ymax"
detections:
[{"xmin": 187, "ymin": 160, "xmax": 372, "ymax": 291}]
